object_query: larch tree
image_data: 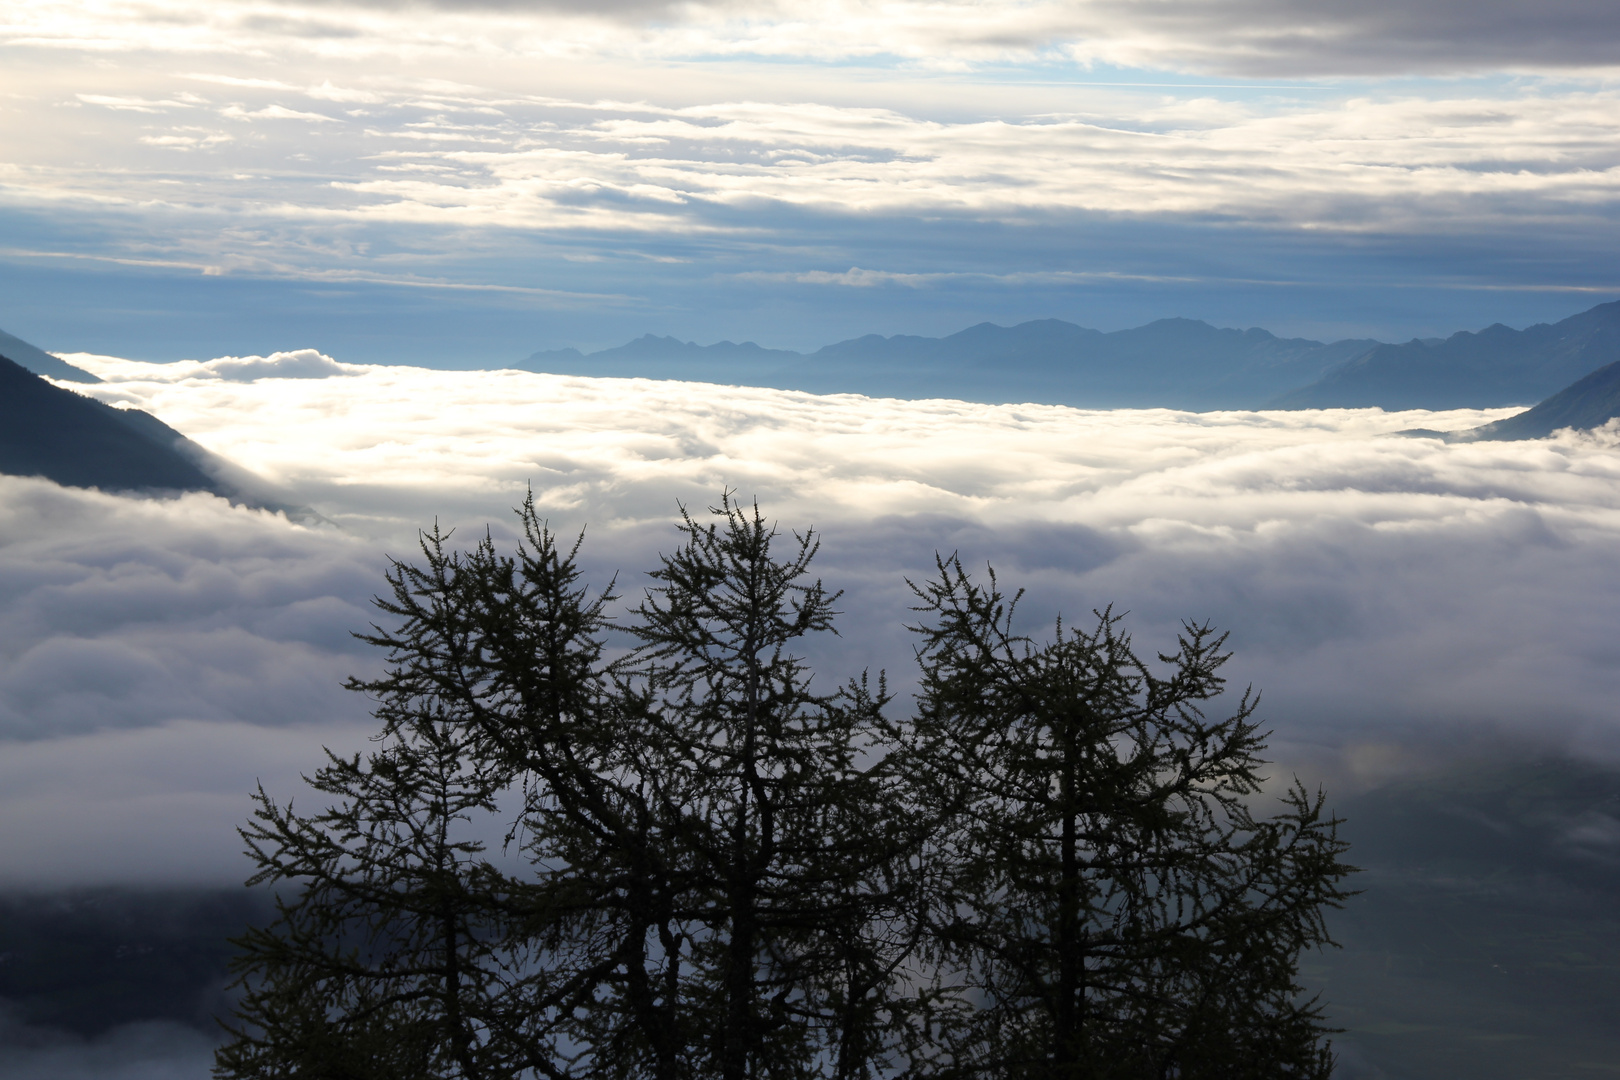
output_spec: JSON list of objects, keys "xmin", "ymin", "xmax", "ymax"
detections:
[
  {"xmin": 219, "ymin": 504, "xmax": 644, "ymax": 1080},
  {"xmin": 217, "ymin": 525, "xmax": 541, "ymax": 1080},
  {"xmin": 903, "ymin": 555, "xmax": 1354, "ymax": 1080},
  {"xmin": 616, "ymin": 493, "xmax": 920, "ymax": 1080},
  {"xmin": 216, "ymin": 495, "xmax": 1352, "ymax": 1080}
]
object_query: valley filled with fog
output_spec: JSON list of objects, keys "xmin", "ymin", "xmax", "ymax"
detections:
[
  {"xmin": 7, "ymin": 352, "xmax": 1620, "ymax": 1077},
  {"xmin": 4, "ymin": 351, "xmax": 1620, "ymax": 891}
]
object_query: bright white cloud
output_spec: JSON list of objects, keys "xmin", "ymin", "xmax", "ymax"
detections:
[
  {"xmin": 192, "ymin": 347, "xmax": 361, "ymax": 381},
  {"xmin": 217, "ymin": 103, "xmax": 337, "ymax": 122},
  {"xmin": 6, "ymin": 77, "xmax": 1620, "ymax": 288},
  {"xmin": 9, "ymin": 359, "xmax": 1620, "ymax": 887},
  {"xmin": 7, "ymin": 0, "xmax": 1620, "ymax": 75}
]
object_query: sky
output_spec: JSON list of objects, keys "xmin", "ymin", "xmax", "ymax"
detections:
[
  {"xmin": 6, "ymin": 7, "xmax": 1620, "ymax": 1075},
  {"xmin": 2, "ymin": 0, "xmax": 1620, "ymax": 362}
]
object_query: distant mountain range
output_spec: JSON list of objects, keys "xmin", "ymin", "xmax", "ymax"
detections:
[
  {"xmin": 0, "ymin": 352, "xmax": 226, "ymax": 494},
  {"xmin": 7, "ymin": 298, "xmax": 1620, "ymax": 500},
  {"xmin": 522, "ymin": 319, "xmax": 1377, "ymax": 410},
  {"xmin": 522, "ymin": 300, "xmax": 1620, "ymax": 413},
  {"xmin": 1274, "ymin": 301, "xmax": 1620, "ymax": 410},
  {"xmin": 1463, "ymin": 358, "xmax": 1620, "ymax": 441},
  {"xmin": 1379, "ymin": 318, "xmax": 1620, "ymax": 442}
]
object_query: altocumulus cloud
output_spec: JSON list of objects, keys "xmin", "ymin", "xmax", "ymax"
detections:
[
  {"xmin": 0, "ymin": 353, "xmax": 1616, "ymax": 890},
  {"xmin": 7, "ymin": 0, "xmax": 1620, "ymax": 339},
  {"xmin": 21, "ymin": 81, "xmax": 1620, "ymax": 268},
  {"xmin": 12, "ymin": 0, "xmax": 1620, "ymax": 74}
]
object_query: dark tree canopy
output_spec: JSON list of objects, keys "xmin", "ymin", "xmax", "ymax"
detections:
[
  {"xmin": 903, "ymin": 557, "xmax": 1348, "ymax": 1080},
  {"xmin": 218, "ymin": 494, "xmax": 1353, "ymax": 1080}
]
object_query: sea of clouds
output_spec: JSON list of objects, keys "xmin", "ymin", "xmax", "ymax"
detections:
[{"xmin": 4, "ymin": 350, "xmax": 1620, "ymax": 895}]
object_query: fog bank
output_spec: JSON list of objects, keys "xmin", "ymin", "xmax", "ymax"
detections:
[{"xmin": 3, "ymin": 354, "xmax": 1618, "ymax": 885}]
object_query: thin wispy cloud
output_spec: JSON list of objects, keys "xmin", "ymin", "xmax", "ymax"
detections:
[
  {"xmin": 4, "ymin": 0, "xmax": 1619, "ymax": 351},
  {"xmin": 34, "ymin": 87, "xmax": 1620, "ymax": 232},
  {"xmin": 7, "ymin": 78, "xmax": 1620, "ymax": 331},
  {"xmin": 10, "ymin": 1, "xmax": 1620, "ymax": 73}
]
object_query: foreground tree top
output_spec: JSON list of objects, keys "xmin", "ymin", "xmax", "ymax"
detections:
[{"xmin": 218, "ymin": 492, "xmax": 1354, "ymax": 1080}]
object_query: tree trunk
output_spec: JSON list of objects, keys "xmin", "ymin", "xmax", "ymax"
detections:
[{"xmin": 1056, "ymin": 718, "xmax": 1084, "ymax": 1079}]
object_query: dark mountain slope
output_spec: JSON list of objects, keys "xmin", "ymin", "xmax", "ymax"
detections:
[
  {"xmin": 0, "ymin": 326, "xmax": 100, "ymax": 383},
  {"xmin": 1273, "ymin": 300, "xmax": 1620, "ymax": 409},
  {"xmin": 1463, "ymin": 357, "xmax": 1620, "ymax": 441},
  {"xmin": 0, "ymin": 354, "xmax": 222, "ymax": 493}
]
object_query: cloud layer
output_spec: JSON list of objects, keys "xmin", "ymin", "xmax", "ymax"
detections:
[
  {"xmin": 5, "ymin": 357, "xmax": 1620, "ymax": 887},
  {"xmin": 5, "ymin": 0, "xmax": 1620, "ymax": 359},
  {"xmin": 13, "ymin": 72, "xmax": 1620, "ymax": 257},
  {"xmin": 0, "ymin": 1010, "xmax": 215, "ymax": 1080},
  {"xmin": 10, "ymin": 0, "xmax": 1620, "ymax": 75}
]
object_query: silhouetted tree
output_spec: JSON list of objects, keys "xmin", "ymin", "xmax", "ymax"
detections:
[
  {"xmin": 613, "ymin": 493, "xmax": 919, "ymax": 1080},
  {"xmin": 216, "ymin": 610, "xmax": 519, "ymax": 1080},
  {"xmin": 903, "ymin": 555, "xmax": 1353, "ymax": 1080},
  {"xmin": 218, "ymin": 512, "xmax": 622, "ymax": 1080},
  {"xmin": 218, "ymin": 497, "xmax": 1351, "ymax": 1080}
]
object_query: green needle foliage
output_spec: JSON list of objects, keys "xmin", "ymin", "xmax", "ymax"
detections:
[{"xmin": 217, "ymin": 494, "xmax": 1353, "ymax": 1080}]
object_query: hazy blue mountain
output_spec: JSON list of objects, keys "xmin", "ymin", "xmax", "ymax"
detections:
[
  {"xmin": 786, "ymin": 318, "xmax": 1377, "ymax": 409},
  {"xmin": 0, "ymin": 353, "xmax": 223, "ymax": 493},
  {"xmin": 520, "ymin": 319, "xmax": 1377, "ymax": 410},
  {"xmin": 1272, "ymin": 300, "xmax": 1620, "ymax": 409},
  {"xmin": 0, "ymin": 326, "xmax": 99, "ymax": 383},
  {"xmin": 1463, "ymin": 357, "xmax": 1620, "ymax": 441}
]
